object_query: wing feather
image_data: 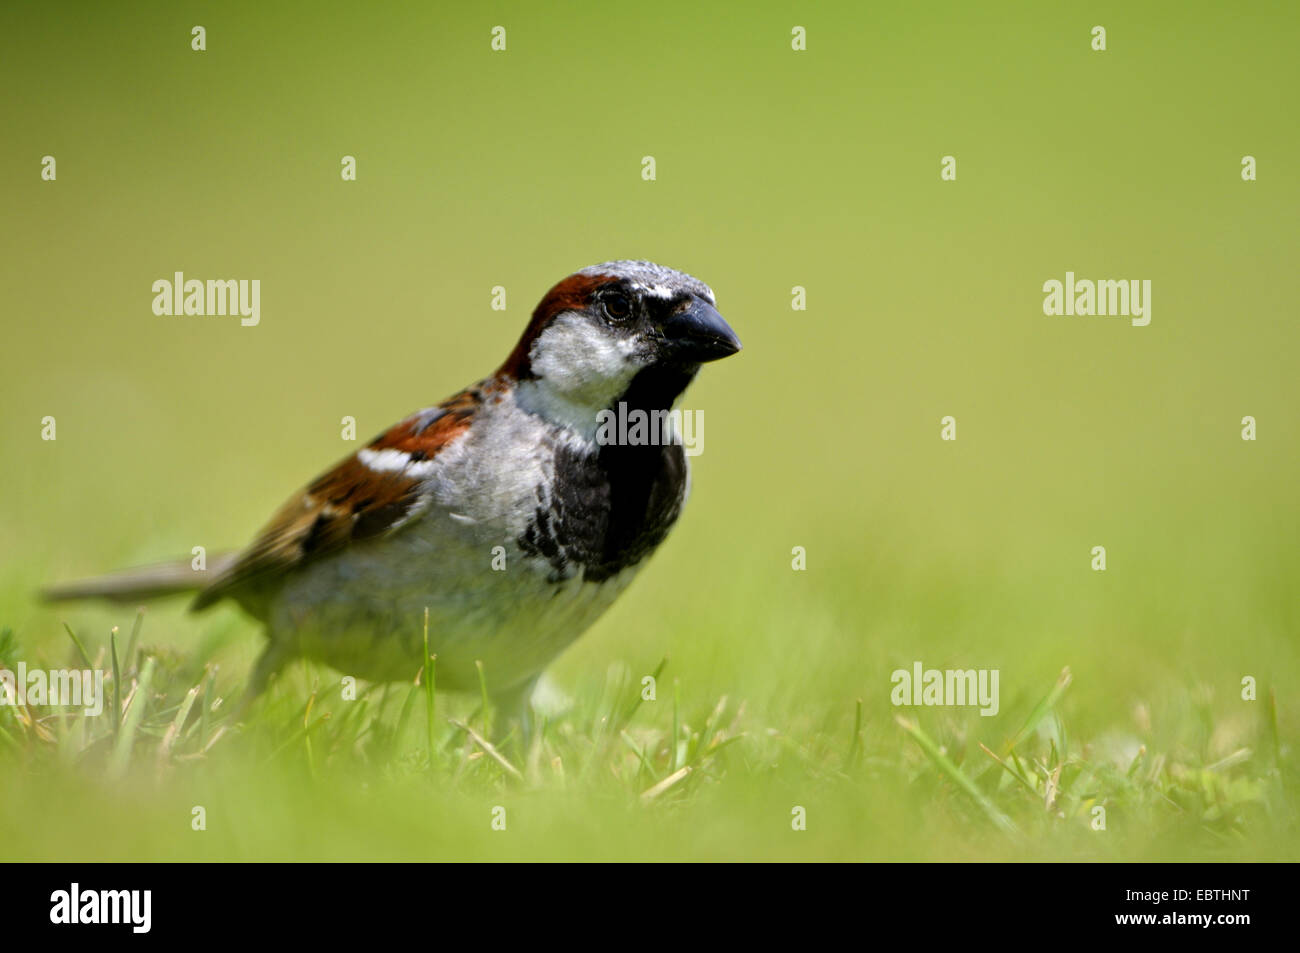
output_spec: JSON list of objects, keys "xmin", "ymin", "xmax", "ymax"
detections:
[{"xmin": 191, "ymin": 388, "xmax": 479, "ymax": 610}]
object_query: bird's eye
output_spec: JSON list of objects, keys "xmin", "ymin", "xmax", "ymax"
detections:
[{"xmin": 602, "ymin": 293, "xmax": 632, "ymax": 321}]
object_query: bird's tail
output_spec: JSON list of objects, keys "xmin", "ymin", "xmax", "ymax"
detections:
[{"xmin": 41, "ymin": 555, "xmax": 237, "ymax": 605}]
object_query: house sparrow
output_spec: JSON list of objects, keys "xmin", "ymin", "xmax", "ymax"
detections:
[{"xmin": 44, "ymin": 261, "xmax": 741, "ymax": 720}]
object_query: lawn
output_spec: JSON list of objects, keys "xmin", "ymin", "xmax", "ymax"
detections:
[{"xmin": 2, "ymin": 0, "xmax": 1296, "ymax": 862}]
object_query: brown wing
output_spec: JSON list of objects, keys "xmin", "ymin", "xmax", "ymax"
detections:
[{"xmin": 191, "ymin": 388, "xmax": 480, "ymax": 611}]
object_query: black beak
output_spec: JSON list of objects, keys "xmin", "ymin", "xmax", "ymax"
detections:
[{"xmin": 662, "ymin": 297, "xmax": 742, "ymax": 363}]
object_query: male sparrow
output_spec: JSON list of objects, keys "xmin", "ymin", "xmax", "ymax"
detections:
[{"xmin": 45, "ymin": 261, "xmax": 741, "ymax": 719}]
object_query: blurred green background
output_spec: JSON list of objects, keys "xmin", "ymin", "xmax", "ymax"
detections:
[{"xmin": 1, "ymin": 1, "xmax": 1297, "ymax": 860}]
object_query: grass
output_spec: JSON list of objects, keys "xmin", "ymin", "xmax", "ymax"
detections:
[
  {"xmin": 0, "ymin": 588, "xmax": 1293, "ymax": 862},
  {"xmin": 2, "ymin": 0, "xmax": 1296, "ymax": 863}
]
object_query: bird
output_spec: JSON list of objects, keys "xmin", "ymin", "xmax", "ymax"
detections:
[{"xmin": 43, "ymin": 260, "xmax": 741, "ymax": 726}]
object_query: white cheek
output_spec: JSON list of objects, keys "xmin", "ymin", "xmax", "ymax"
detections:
[
  {"xmin": 528, "ymin": 313, "xmax": 640, "ymax": 400},
  {"xmin": 516, "ymin": 312, "xmax": 645, "ymax": 438}
]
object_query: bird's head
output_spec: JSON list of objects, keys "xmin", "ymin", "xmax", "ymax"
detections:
[{"xmin": 500, "ymin": 261, "xmax": 741, "ymax": 432}]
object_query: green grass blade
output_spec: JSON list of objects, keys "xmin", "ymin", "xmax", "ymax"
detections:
[
  {"xmin": 109, "ymin": 626, "xmax": 121, "ymax": 738},
  {"xmin": 1005, "ymin": 667, "xmax": 1072, "ymax": 754},
  {"xmin": 62, "ymin": 623, "xmax": 93, "ymax": 671},
  {"xmin": 897, "ymin": 715, "xmax": 1019, "ymax": 837},
  {"xmin": 108, "ymin": 656, "xmax": 155, "ymax": 779},
  {"xmin": 423, "ymin": 607, "xmax": 437, "ymax": 770}
]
